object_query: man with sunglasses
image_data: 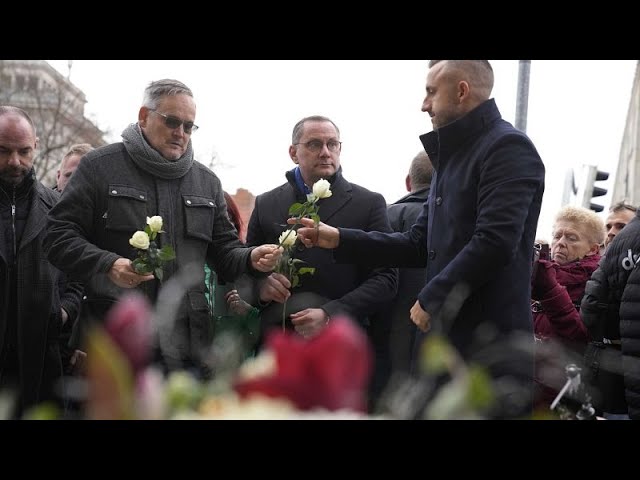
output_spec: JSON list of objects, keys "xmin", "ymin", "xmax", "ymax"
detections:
[
  {"xmin": 246, "ymin": 115, "xmax": 398, "ymax": 410},
  {"xmin": 44, "ymin": 79, "xmax": 281, "ymax": 381}
]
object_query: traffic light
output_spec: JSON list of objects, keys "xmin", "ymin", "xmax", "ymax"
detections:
[{"xmin": 577, "ymin": 165, "xmax": 609, "ymax": 213}]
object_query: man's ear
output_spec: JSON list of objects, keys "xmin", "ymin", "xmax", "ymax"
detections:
[
  {"xmin": 138, "ymin": 107, "xmax": 149, "ymax": 127},
  {"xmin": 289, "ymin": 145, "xmax": 298, "ymax": 164},
  {"xmin": 405, "ymin": 174, "xmax": 411, "ymax": 193},
  {"xmin": 458, "ymin": 80, "xmax": 470, "ymax": 102}
]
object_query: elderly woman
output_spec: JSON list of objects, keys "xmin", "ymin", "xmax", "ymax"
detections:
[{"xmin": 531, "ymin": 205, "xmax": 605, "ymax": 411}]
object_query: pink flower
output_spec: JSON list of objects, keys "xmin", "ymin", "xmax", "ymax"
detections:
[{"xmin": 104, "ymin": 292, "xmax": 153, "ymax": 375}]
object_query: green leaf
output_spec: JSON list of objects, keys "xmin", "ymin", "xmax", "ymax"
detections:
[
  {"xmin": 291, "ymin": 275, "xmax": 300, "ymax": 288},
  {"xmin": 158, "ymin": 245, "xmax": 176, "ymax": 261},
  {"xmin": 154, "ymin": 267, "xmax": 163, "ymax": 282},
  {"xmin": 309, "ymin": 213, "xmax": 320, "ymax": 223},
  {"xmin": 132, "ymin": 258, "xmax": 151, "ymax": 275},
  {"xmin": 297, "ymin": 267, "xmax": 315, "ymax": 276},
  {"xmin": 288, "ymin": 203, "xmax": 305, "ymax": 215}
]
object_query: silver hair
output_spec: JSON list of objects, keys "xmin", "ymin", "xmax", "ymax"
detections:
[{"xmin": 142, "ymin": 79, "xmax": 194, "ymax": 110}]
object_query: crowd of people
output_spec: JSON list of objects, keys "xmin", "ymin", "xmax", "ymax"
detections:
[{"xmin": 1, "ymin": 61, "xmax": 639, "ymax": 420}]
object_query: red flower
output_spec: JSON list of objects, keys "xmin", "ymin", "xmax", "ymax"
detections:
[{"xmin": 234, "ymin": 316, "xmax": 373, "ymax": 412}]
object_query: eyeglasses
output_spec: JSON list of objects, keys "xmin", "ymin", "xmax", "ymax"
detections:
[
  {"xmin": 149, "ymin": 110, "xmax": 199, "ymax": 134},
  {"xmin": 294, "ymin": 140, "xmax": 342, "ymax": 153}
]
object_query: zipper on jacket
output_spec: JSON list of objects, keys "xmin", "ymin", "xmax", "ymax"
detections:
[{"xmin": 11, "ymin": 188, "xmax": 16, "ymax": 261}]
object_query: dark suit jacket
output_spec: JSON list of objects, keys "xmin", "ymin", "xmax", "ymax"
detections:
[{"xmin": 247, "ymin": 167, "xmax": 398, "ymax": 333}]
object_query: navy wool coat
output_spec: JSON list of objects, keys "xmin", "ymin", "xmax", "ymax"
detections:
[{"xmin": 335, "ymin": 99, "xmax": 545, "ymax": 399}]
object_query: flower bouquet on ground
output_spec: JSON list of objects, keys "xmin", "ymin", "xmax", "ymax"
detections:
[{"xmin": 129, "ymin": 215, "xmax": 176, "ymax": 281}]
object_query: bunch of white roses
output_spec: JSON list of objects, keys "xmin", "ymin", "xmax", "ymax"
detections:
[
  {"xmin": 129, "ymin": 215, "xmax": 176, "ymax": 281},
  {"xmin": 274, "ymin": 179, "xmax": 332, "ymax": 330}
]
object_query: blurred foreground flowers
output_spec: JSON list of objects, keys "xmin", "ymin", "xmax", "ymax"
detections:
[
  {"xmin": 11, "ymin": 283, "xmax": 586, "ymax": 420},
  {"xmin": 39, "ymin": 292, "xmax": 375, "ymax": 420}
]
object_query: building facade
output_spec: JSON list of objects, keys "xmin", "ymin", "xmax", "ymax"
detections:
[
  {"xmin": 612, "ymin": 61, "xmax": 640, "ymax": 205},
  {"xmin": 0, "ymin": 60, "xmax": 106, "ymax": 188}
]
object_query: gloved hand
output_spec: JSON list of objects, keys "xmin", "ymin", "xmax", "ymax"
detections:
[{"xmin": 531, "ymin": 259, "xmax": 558, "ymax": 300}]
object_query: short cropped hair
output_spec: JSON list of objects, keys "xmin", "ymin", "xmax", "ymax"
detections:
[
  {"xmin": 428, "ymin": 60, "xmax": 494, "ymax": 99},
  {"xmin": 609, "ymin": 200, "xmax": 637, "ymax": 214},
  {"xmin": 63, "ymin": 143, "xmax": 93, "ymax": 160},
  {"xmin": 409, "ymin": 151, "xmax": 433, "ymax": 191},
  {"xmin": 0, "ymin": 105, "xmax": 36, "ymax": 135},
  {"xmin": 291, "ymin": 115, "xmax": 340, "ymax": 144}
]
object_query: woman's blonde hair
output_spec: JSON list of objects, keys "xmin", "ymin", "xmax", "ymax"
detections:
[{"xmin": 553, "ymin": 205, "xmax": 605, "ymax": 245}]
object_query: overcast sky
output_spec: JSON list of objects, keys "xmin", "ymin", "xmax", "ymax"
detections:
[{"xmin": 47, "ymin": 60, "xmax": 638, "ymax": 239}]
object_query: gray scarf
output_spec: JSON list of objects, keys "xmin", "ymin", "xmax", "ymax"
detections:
[{"xmin": 121, "ymin": 123, "xmax": 194, "ymax": 179}]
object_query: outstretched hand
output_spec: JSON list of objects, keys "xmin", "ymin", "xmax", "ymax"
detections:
[
  {"xmin": 287, "ymin": 217, "xmax": 340, "ymax": 249},
  {"xmin": 250, "ymin": 244, "xmax": 283, "ymax": 272}
]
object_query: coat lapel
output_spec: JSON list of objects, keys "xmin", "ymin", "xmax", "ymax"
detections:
[{"xmin": 317, "ymin": 174, "xmax": 352, "ymax": 223}]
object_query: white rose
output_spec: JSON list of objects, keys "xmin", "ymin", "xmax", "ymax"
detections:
[
  {"xmin": 147, "ymin": 215, "xmax": 163, "ymax": 233},
  {"xmin": 312, "ymin": 179, "xmax": 332, "ymax": 199},
  {"xmin": 278, "ymin": 229, "xmax": 298, "ymax": 248},
  {"xmin": 129, "ymin": 231, "xmax": 150, "ymax": 250}
]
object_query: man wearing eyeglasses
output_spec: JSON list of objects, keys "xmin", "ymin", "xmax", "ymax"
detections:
[
  {"xmin": 294, "ymin": 61, "xmax": 546, "ymax": 419},
  {"xmin": 44, "ymin": 79, "xmax": 282, "ymax": 381},
  {"xmin": 246, "ymin": 115, "xmax": 398, "ymax": 408}
]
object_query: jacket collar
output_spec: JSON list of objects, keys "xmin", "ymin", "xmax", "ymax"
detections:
[
  {"xmin": 285, "ymin": 166, "xmax": 345, "ymax": 201},
  {"xmin": 391, "ymin": 186, "xmax": 430, "ymax": 205},
  {"xmin": 419, "ymin": 99, "xmax": 502, "ymax": 171}
]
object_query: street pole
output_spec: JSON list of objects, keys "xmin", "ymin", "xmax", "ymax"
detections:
[{"xmin": 515, "ymin": 60, "xmax": 531, "ymax": 133}]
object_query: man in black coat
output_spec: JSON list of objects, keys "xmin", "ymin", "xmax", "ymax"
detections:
[
  {"xmin": 386, "ymin": 150, "xmax": 432, "ymax": 375},
  {"xmin": 295, "ymin": 61, "xmax": 546, "ymax": 419},
  {"xmin": 247, "ymin": 115, "xmax": 398, "ymax": 407},
  {"xmin": 0, "ymin": 106, "xmax": 83, "ymax": 418}
]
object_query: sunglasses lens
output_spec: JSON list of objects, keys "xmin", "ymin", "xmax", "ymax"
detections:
[
  {"xmin": 165, "ymin": 116, "xmax": 182, "ymax": 129},
  {"xmin": 183, "ymin": 123, "xmax": 194, "ymax": 133}
]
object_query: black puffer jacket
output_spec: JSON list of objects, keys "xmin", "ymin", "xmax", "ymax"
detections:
[
  {"xmin": 582, "ymin": 211, "xmax": 640, "ymax": 417},
  {"xmin": 617, "ymin": 213, "xmax": 640, "ymax": 419}
]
